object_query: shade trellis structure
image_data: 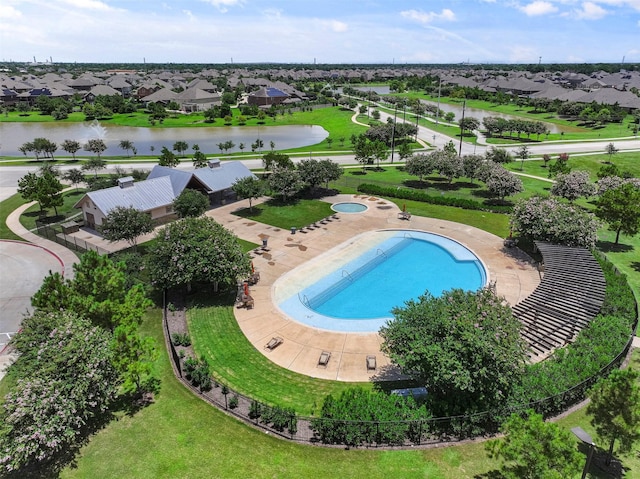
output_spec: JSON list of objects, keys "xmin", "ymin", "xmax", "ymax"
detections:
[{"xmin": 514, "ymin": 241, "xmax": 606, "ymax": 361}]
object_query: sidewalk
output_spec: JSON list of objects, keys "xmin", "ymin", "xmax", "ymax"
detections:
[{"xmin": 1, "ymin": 200, "xmax": 81, "ymax": 379}]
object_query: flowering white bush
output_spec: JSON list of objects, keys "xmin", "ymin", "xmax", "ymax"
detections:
[
  {"xmin": 596, "ymin": 176, "xmax": 640, "ymax": 195},
  {"xmin": 551, "ymin": 170, "xmax": 596, "ymax": 201},
  {"xmin": 510, "ymin": 196, "xmax": 599, "ymax": 248}
]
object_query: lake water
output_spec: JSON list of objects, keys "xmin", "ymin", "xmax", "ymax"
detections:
[{"xmin": 0, "ymin": 122, "xmax": 328, "ymax": 157}]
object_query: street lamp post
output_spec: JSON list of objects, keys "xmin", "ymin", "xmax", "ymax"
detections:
[{"xmin": 572, "ymin": 427, "xmax": 595, "ymax": 479}]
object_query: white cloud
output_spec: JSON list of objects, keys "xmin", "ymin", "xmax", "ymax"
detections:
[
  {"xmin": 0, "ymin": 5, "xmax": 22, "ymax": 18},
  {"xmin": 60, "ymin": 0, "xmax": 114, "ymax": 11},
  {"xmin": 400, "ymin": 9, "xmax": 456, "ymax": 24},
  {"xmin": 575, "ymin": 1, "xmax": 608, "ymax": 19},
  {"xmin": 183, "ymin": 9, "xmax": 195, "ymax": 21},
  {"xmin": 519, "ymin": 1, "xmax": 559, "ymax": 16},
  {"xmin": 593, "ymin": 0, "xmax": 640, "ymax": 11},
  {"xmin": 200, "ymin": 0, "xmax": 244, "ymax": 13},
  {"xmin": 319, "ymin": 19, "xmax": 348, "ymax": 33}
]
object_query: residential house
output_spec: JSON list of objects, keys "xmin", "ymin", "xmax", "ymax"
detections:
[{"xmin": 247, "ymin": 87, "xmax": 290, "ymax": 106}]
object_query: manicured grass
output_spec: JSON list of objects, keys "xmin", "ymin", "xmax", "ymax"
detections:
[
  {"xmin": 555, "ymin": 349, "xmax": 640, "ymax": 479},
  {"xmin": 59, "ymin": 311, "xmax": 640, "ymax": 478},
  {"xmin": 19, "ymin": 189, "xmax": 86, "ymax": 231},
  {"xmin": 0, "ymin": 193, "xmax": 28, "ymax": 241},
  {"xmin": 234, "ymin": 198, "xmax": 335, "ymax": 230},
  {"xmin": 1, "ymin": 107, "xmax": 368, "ymax": 157},
  {"xmin": 506, "ymin": 152, "xmax": 640, "ymax": 181},
  {"xmin": 187, "ymin": 292, "xmax": 368, "ymax": 415},
  {"xmin": 400, "ymin": 93, "xmax": 638, "ymax": 142},
  {"xmin": 61, "ymin": 309, "xmax": 497, "ymax": 479}
]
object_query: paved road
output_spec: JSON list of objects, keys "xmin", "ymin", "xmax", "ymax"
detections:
[{"xmin": 0, "ymin": 240, "xmax": 65, "ymax": 350}]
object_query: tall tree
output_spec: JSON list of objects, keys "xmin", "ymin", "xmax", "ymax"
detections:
[
  {"xmin": 267, "ymin": 167, "xmax": 304, "ymax": 202},
  {"xmin": 380, "ymin": 288, "xmax": 527, "ymax": 416},
  {"xmin": 511, "ymin": 196, "xmax": 599, "ymax": 248},
  {"xmin": 595, "ymin": 183, "xmax": 640, "ymax": 244},
  {"xmin": 83, "ymin": 138, "xmax": 107, "ymax": 160},
  {"xmin": 405, "ymin": 153, "xmax": 435, "ymax": 184},
  {"xmin": 605, "ymin": 142, "xmax": 618, "ymax": 162},
  {"xmin": 231, "ymin": 176, "xmax": 264, "ymax": 212},
  {"xmin": 486, "ymin": 166, "xmax": 524, "ymax": 201},
  {"xmin": 158, "ymin": 146, "xmax": 179, "ymax": 167},
  {"xmin": 17, "ymin": 170, "xmax": 64, "ymax": 215},
  {"xmin": 550, "ymin": 170, "xmax": 596, "ymax": 202},
  {"xmin": 82, "ymin": 156, "xmax": 107, "ymax": 178},
  {"xmin": 172, "ymin": 189, "xmax": 210, "ymax": 218},
  {"xmin": 486, "ymin": 410, "xmax": 582, "ymax": 479},
  {"xmin": 63, "ymin": 168, "xmax": 85, "ymax": 192},
  {"xmin": 61, "ymin": 139, "xmax": 81, "ymax": 160},
  {"xmin": 148, "ymin": 217, "xmax": 251, "ymax": 292},
  {"xmin": 192, "ymin": 150, "xmax": 208, "ymax": 169},
  {"xmin": 172, "ymin": 141, "xmax": 189, "ymax": 157},
  {"xmin": 100, "ymin": 206, "xmax": 154, "ymax": 250},
  {"xmin": 0, "ymin": 311, "xmax": 119, "ymax": 474},
  {"xmin": 516, "ymin": 145, "xmax": 530, "ymax": 171},
  {"xmin": 119, "ymin": 139, "xmax": 134, "ymax": 157},
  {"xmin": 587, "ymin": 368, "xmax": 640, "ymax": 465}
]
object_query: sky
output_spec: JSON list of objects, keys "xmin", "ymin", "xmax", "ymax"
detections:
[{"xmin": 1, "ymin": 0, "xmax": 639, "ymax": 65}]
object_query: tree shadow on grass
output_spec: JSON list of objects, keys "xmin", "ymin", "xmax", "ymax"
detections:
[
  {"xmin": 474, "ymin": 470, "xmax": 504, "ymax": 479},
  {"xmin": 596, "ymin": 240, "xmax": 634, "ymax": 254}
]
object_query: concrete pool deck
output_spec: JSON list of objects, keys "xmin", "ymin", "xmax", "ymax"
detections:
[{"xmin": 206, "ymin": 194, "xmax": 541, "ymax": 382}]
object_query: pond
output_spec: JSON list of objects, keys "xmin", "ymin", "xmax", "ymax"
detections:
[{"xmin": 0, "ymin": 122, "xmax": 329, "ymax": 157}]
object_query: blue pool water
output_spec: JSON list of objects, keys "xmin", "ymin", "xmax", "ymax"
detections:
[
  {"xmin": 278, "ymin": 231, "xmax": 487, "ymax": 332},
  {"xmin": 331, "ymin": 202, "xmax": 368, "ymax": 213}
]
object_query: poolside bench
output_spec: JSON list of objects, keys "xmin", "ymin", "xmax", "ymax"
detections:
[
  {"xmin": 318, "ymin": 351, "xmax": 331, "ymax": 367},
  {"xmin": 366, "ymin": 355, "xmax": 377, "ymax": 371},
  {"xmin": 264, "ymin": 337, "xmax": 283, "ymax": 351}
]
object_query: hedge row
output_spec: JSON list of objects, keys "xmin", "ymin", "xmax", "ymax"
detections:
[{"xmin": 356, "ymin": 183, "xmax": 512, "ymax": 214}]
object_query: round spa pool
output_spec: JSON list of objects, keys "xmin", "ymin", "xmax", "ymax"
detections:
[{"xmin": 331, "ymin": 202, "xmax": 368, "ymax": 213}]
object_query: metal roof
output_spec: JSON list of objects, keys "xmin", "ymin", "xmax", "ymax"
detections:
[
  {"xmin": 147, "ymin": 166, "xmax": 193, "ymax": 196},
  {"xmin": 192, "ymin": 161, "xmax": 255, "ymax": 192},
  {"xmin": 84, "ymin": 176, "xmax": 176, "ymax": 215}
]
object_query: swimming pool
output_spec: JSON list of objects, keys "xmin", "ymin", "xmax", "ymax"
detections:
[
  {"xmin": 331, "ymin": 202, "xmax": 368, "ymax": 213},
  {"xmin": 275, "ymin": 230, "xmax": 487, "ymax": 333}
]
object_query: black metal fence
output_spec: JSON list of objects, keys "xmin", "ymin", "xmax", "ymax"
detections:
[
  {"xmin": 35, "ymin": 223, "xmax": 109, "ymax": 255},
  {"xmin": 162, "ymin": 287, "xmax": 637, "ymax": 448}
]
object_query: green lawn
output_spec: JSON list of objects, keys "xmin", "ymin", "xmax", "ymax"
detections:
[
  {"xmin": 0, "ymin": 193, "xmax": 28, "ymax": 241},
  {"xmin": 59, "ymin": 309, "xmax": 496, "ymax": 479},
  {"xmin": 234, "ymin": 198, "xmax": 335, "ymax": 230},
  {"xmin": 60, "ymin": 312, "xmax": 640, "ymax": 478},
  {"xmin": 507, "ymin": 151, "xmax": 640, "ymax": 181},
  {"xmin": 398, "ymin": 93, "xmax": 638, "ymax": 142},
  {"xmin": 19, "ymin": 189, "xmax": 86, "ymax": 231},
  {"xmin": 187, "ymin": 293, "xmax": 369, "ymax": 415}
]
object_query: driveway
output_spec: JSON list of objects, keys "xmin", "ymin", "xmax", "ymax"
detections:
[{"xmin": 0, "ymin": 240, "xmax": 64, "ymax": 352}]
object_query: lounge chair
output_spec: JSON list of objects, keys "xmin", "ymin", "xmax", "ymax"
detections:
[
  {"xmin": 248, "ymin": 271, "xmax": 260, "ymax": 285},
  {"xmin": 398, "ymin": 211, "xmax": 412, "ymax": 220},
  {"xmin": 366, "ymin": 355, "xmax": 377, "ymax": 371},
  {"xmin": 318, "ymin": 351, "xmax": 331, "ymax": 367},
  {"xmin": 264, "ymin": 336, "xmax": 283, "ymax": 351}
]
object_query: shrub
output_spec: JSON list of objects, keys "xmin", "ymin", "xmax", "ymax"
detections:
[
  {"xmin": 229, "ymin": 395, "xmax": 239, "ymax": 409},
  {"xmin": 310, "ymin": 388, "xmax": 430, "ymax": 446},
  {"xmin": 183, "ymin": 356, "xmax": 211, "ymax": 391},
  {"xmin": 356, "ymin": 183, "xmax": 511, "ymax": 213},
  {"xmin": 171, "ymin": 332, "xmax": 191, "ymax": 347},
  {"xmin": 249, "ymin": 400, "xmax": 263, "ymax": 420},
  {"xmin": 261, "ymin": 405, "xmax": 297, "ymax": 435}
]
